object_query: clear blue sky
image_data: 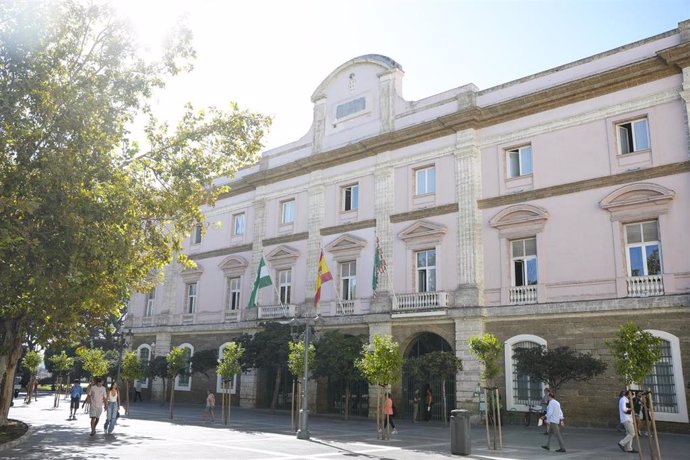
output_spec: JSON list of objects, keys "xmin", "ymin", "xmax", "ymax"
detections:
[{"xmin": 116, "ymin": 0, "xmax": 690, "ymax": 151}]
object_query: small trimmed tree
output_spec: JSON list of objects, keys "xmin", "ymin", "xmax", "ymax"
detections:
[
  {"xmin": 21, "ymin": 350, "xmax": 41, "ymax": 404},
  {"xmin": 424, "ymin": 351, "xmax": 462, "ymax": 426},
  {"xmin": 217, "ymin": 342, "xmax": 244, "ymax": 425},
  {"xmin": 166, "ymin": 347, "xmax": 189, "ymax": 419},
  {"xmin": 49, "ymin": 351, "xmax": 75, "ymax": 407},
  {"xmin": 355, "ymin": 335, "xmax": 402, "ymax": 439},
  {"xmin": 468, "ymin": 333, "xmax": 504, "ymax": 450},
  {"xmin": 77, "ymin": 347, "xmax": 109, "ymax": 380},
  {"xmin": 148, "ymin": 356, "xmax": 168, "ymax": 406},
  {"xmin": 605, "ymin": 322, "xmax": 662, "ymax": 459},
  {"xmin": 513, "ymin": 346, "xmax": 606, "ymax": 392},
  {"xmin": 287, "ymin": 340, "xmax": 315, "ymax": 431},
  {"xmin": 121, "ymin": 351, "xmax": 144, "ymax": 415},
  {"xmin": 191, "ymin": 349, "xmax": 218, "ymax": 386}
]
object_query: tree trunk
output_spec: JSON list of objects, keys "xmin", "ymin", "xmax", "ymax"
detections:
[
  {"xmin": 125, "ymin": 382, "xmax": 130, "ymax": 416},
  {"xmin": 441, "ymin": 378, "xmax": 447, "ymax": 427},
  {"xmin": 345, "ymin": 381, "xmax": 350, "ymax": 421},
  {"xmin": 227, "ymin": 381, "xmax": 232, "ymax": 424},
  {"xmin": 495, "ymin": 387, "xmax": 503, "ymax": 450},
  {"xmin": 296, "ymin": 381, "xmax": 302, "ymax": 431},
  {"xmin": 290, "ymin": 379, "xmax": 295, "ymax": 431},
  {"xmin": 270, "ymin": 365, "xmax": 282, "ymax": 413},
  {"xmin": 483, "ymin": 388, "xmax": 490, "ymax": 449},
  {"xmin": 169, "ymin": 381, "xmax": 175, "ymax": 419},
  {"xmin": 0, "ymin": 320, "xmax": 23, "ymax": 426}
]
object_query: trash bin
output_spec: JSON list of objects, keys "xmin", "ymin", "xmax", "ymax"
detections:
[{"xmin": 450, "ymin": 409, "xmax": 471, "ymax": 455}]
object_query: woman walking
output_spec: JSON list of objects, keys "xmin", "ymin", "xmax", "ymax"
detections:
[{"xmin": 104, "ymin": 382, "xmax": 120, "ymax": 434}]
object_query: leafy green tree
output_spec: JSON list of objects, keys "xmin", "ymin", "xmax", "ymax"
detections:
[
  {"xmin": 121, "ymin": 351, "xmax": 145, "ymax": 415},
  {"xmin": 217, "ymin": 342, "xmax": 244, "ymax": 425},
  {"xmin": 355, "ymin": 335, "xmax": 402, "ymax": 437},
  {"xmin": 424, "ymin": 351, "xmax": 462, "ymax": 426},
  {"xmin": 313, "ymin": 332, "xmax": 364, "ymax": 420},
  {"xmin": 49, "ymin": 351, "xmax": 75, "ymax": 407},
  {"xmin": 166, "ymin": 347, "xmax": 189, "ymax": 419},
  {"xmin": 468, "ymin": 333, "xmax": 504, "ymax": 450},
  {"xmin": 21, "ymin": 350, "xmax": 41, "ymax": 404},
  {"xmin": 147, "ymin": 356, "xmax": 169, "ymax": 406},
  {"xmin": 190, "ymin": 349, "xmax": 218, "ymax": 384},
  {"xmin": 77, "ymin": 347, "xmax": 110, "ymax": 380},
  {"xmin": 288, "ymin": 339, "xmax": 315, "ymax": 430},
  {"xmin": 0, "ymin": 0, "xmax": 269, "ymax": 425},
  {"xmin": 512, "ymin": 345, "xmax": 606, "ymax": 392},
  {"xmin": 239, "ymin": 322, "xmax": 292, "ymax": 412}
]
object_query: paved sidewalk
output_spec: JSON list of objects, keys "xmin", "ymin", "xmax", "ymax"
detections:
[{"xmin": 4, "ymin": 394, "xmax": 689, "ymax": 459}]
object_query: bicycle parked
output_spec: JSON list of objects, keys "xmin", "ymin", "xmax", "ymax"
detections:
[{"xmin": 524, "ymin": 404, "xmax": 544, "ymax": 427}]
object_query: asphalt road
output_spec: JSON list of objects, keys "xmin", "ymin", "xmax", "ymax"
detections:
[{"xmin": 4, "ymin": 394, "xmax": 689, "ymax": 459}]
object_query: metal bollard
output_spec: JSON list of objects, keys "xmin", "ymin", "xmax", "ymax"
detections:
[{"xmin": 450, "ymin": 409, "xmax": 471, "ymax": 455}]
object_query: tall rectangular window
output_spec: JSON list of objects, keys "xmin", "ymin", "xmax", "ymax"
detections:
[
  {"xmin": 186, "ymin": 282, "xmax": 197, "ymax": 313},
  {"xmin": 340, "ymin": 261, "xmax": 357, "ymax": 300},
  {"xmin": 176, "ymin": 346, "xmax": 192, "ymax": 388},
  {"xmin": 281, "ymin": 200, "xmax": 295, "ymax": 224},
  {"xmin": 145, "ymin": 289, "xmax": 155, "ymax": 317},
  {"xmin": 625, "ymin": 221, "xmax": 662, "ymax": 276},
  {"xmin": 512, "ymin": 341, "xmax": 544, "ymax": 405},
  {"xmin": 342, "ymin": 184, "xmax": 359, "ymax": 211},
  {"xmin": 415, "ymin": 249, "xmax": 436, "ymax": 292},
  {"xmin": 192, "ymin": 224, "xmax": 202, "ymax": 245},
  {"xmin": 278, "ymin": 269, "xmax": 291, "ymax": 304},
  {"xmin": 226, "ymin": 277, "xmax": 241, "ymax": 311},
  {"xmin": 617, "ymin": 118, "xmax": 650, "ymax": 154},
  {"xmin": 644, "ymin": 339, "xmax": 677, "ymax": 414},
  {"xmin": 415, "ymin": 166, "xmax": 436, "ymax": 195},
  {"xmin": 512, "ymin": 238, "xmax": 537, "ymax": 286},
  {"xmin": 507, "ymin": 145, "xmax": 533, "ymax": 178},
  {"xmin": 232, "ymin": 213, "xmax": 245, "ymax": 236}
]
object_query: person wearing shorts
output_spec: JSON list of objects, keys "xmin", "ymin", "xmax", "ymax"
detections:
[
  {"xmin": 69, "ymin": 380, "xmax": 82, "ymax": 420},
  {"xmin": 88, "ymin": 378, "xmax": 106, "ymax": 436}
]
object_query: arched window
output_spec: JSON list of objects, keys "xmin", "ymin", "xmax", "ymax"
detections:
[
  {"xmin": 216, "ymin": 342, "xmax": 238, "ymax": 395},
  {"xmin": 504, "ymin": 335, "xmax": 547, "ymax": 411},
  {"xmin": 174, "ymin": 343, "xmax": 194, "ymax": 391},
  {"xmin": 642, "ymin": 331, "xmax": 688, "ymax": 423},
  {"xmin": 136, "ymin": 344, "xmax": 152, "ymax": 388}
]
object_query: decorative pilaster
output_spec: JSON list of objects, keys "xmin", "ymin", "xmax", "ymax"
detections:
[
  {"xmin": 305, "ymin": 176, "xmax": 325, "ymax": 315},
  {"xmin": 680, "ymin": 66, "xmax": 690, "ymax": 156},
  {"xmin": 373, "ymin": 163, "xmax": 394, "ymax": 312},
  {"xmin": 454, "ymin": 318, "xmax": 483, "ymax": 411},
  {"xmin": 454, "ymin": 129, "xmax": 483, "ymax": 306},
  {"xmin": 246, "ymin": 197, "xmax": 267, "ymax": 320},
  {"xmin": 312, "ymin": 97, "xmax": 327, "ymax": 154}
]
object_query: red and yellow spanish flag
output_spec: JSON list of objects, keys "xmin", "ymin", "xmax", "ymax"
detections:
[{"xmin": 314, "ymin": 249, "xmax": 333, "ymax": 306}]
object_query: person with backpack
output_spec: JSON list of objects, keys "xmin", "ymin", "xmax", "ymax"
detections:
[{"xmin": 68, "ymin": 380, "xmax": 83, "ymax": 420}]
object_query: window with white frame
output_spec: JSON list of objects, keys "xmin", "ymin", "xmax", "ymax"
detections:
[
  {"xmin": 415, "ymin": 249, "xmax": 436, "ymax": 292},
  {"xmin": 625, "ymin": 221, "xmax": 662, "ymax": 277},
  {"xmin": 641, "ymin": 330, "xmax": 688, "ymax": 422},
  {"xmin": 281, "ymin": 200, "xmax": 295, "ymax": 224},
  {"xmin": 192, "ymin": 224, "xmax": 202, "ymax": 245},
  {"xmin": 216, "ymin": 343, "xmax": 238, "ymax": 394},
  {"xmin": 278, "ymin": 269, "xmax": 291, "ymax": 304},
  {"xmin": 415, "ymin": 166, "xmax": 436, "ymax": 196},
  {"xmin": 186, "ymin": 282, "xmax": 197, "ymax": 313},
  {"xmin": 617, "ymin": 118, "xmax": 650, "ymax": 154},
  {"xmin": 342, "ymin": 184, "xmax": 359, "ymax": 211},
  {"xmin": 507, "ymin": 145, "xmax": 533, "ymax": 178},
  {"xmin": 136, "ymin": 345, "xmax": 151, "ymax": 388},
  {"xmin": 226, "ymin": 277, "xmax": 241, "ymax": 311},
  {"xmin": 145, "ymin": 289, "xmax": 155, "ymax": 317},
  {"xmin": 512, "ymin": 238, "xmax": 537, "ymax": 286},
  {"xmin": 505, "ymin": 335, "xmax": 547, "ymax": 410},
  {"xmin": 232, "ymin": 213, "xmax": 245, "ymax": 236},
  {"xmin": 340, "ymin": 261, "xmax": 357, "ymax": 300},
  {"xmin": 174, "ymin": 344, "xmax": 193, "ymax": 390}
]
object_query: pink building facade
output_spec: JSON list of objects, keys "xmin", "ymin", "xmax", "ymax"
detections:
[{"xmin": 127, "ymin": 21, "xmax": 690, "ymax": 429}]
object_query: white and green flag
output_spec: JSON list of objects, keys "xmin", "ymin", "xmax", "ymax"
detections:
[{"xmin": 248, "ymin": 256, "xmax": 272, "ymax": 309}]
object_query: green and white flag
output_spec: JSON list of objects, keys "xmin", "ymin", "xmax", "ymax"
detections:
[{"xmin": 248, "ymin": 256, "xmax": 272, "ymax": 309}]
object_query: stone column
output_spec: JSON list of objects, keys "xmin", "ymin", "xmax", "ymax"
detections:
[
  {"xmin": 680, "ymin": 66, "xmax": 690, "ymax": 155},
  {"xmin": 312, "ymin": 97, "xmax": 327, "ymax": 154},
  {"xmin": 378, "ymin": 69, "xmax": 402, "ymax": 133},
  {"xmin": 454, "ymin": 317, "xmax": 483, "ymax": 412},
  {"xmin": 305, "ymin": 176, "xmax": 325, "ymax": 316},
  {"xmin": 372, "ymin": 162, "xmax": 394, "ymax": 313},
  {"xmin": 454, "ymin": 128, "xmax": 483, "ymax": 306},
  {"xmin": 246, "ymin": 196, "xmax": 267, "ymax": 321}
]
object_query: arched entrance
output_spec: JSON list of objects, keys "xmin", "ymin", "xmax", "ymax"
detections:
[{"xmin": 402, "ymin": 332, "xmax": 456, "ymax": 422}]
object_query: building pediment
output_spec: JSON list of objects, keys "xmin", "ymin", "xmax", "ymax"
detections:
[
  {"xmin": 600, "ymin": 183, "xmax": 675, "ymax": 221},
  {"xmin": 325, "ymin": 234, "xmax": 367, "ymax": 261},
  {"xmin": 180, "ymin": 263, "xmax": 203, "ymax": 282},
  {"xmin": 490, "ymin": 204, "xmax": 549, "ymax": 239},
  {"xmin": 398, "ymin": 220, "xmax": 447, "ymax": 246},
  {"xmin": 218, "ymin": 256, "xmax": 248, "ymax": 277},
  {"xmin": 265, "ymin": 245, "xmax": 300, "ymax": 268}
]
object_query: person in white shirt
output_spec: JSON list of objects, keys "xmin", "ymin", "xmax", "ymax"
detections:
[
  {"xmin": 618, "ymin": 389, "xmax": 638, "ymax": 453},
  {"xmin": 541, "ymin": 392, "xmax": 566, "ymax": 453}
]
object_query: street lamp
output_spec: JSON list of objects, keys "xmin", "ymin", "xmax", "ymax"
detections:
[
  {"xmin": 115, "ymin": 328, "xmax": 133, "ymax": 384},
  {"xmin": 296, "ymin": 314, "xmax": 322, "ymax": 441}
]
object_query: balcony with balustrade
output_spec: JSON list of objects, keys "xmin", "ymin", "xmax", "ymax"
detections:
[
  {"xmin": 626, "ymin": 275, "xmax": 664, "ymax": 297},
  {"xmin": 258, "ymin": 304, "xmax": 297, "ymax": 319},
  {"xmin": 509, "ymin": 285, "xmax": 538, "ymax": 305},
  {"xmin": 391, "ymin": 291, "xmax": 449, "ymax": 315}
]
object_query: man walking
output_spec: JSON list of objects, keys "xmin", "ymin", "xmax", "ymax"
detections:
[
  {"xmin": 88, "ymin": 378, "xmax": 107, "ymax": 436},
  {"xmin": 68, "ymin": 380, "xmax": 82, "ymax": 420},
  {"xmin": 541, "ymin": 392, "xmax": 566, "ymax": 453},
  {"xmin": 618, "ymin": 389, "xmax": 638, "ymax": 453},
  {"xmin": 133, "ymin": 380, "xmax": 143, "ymax": 402}
]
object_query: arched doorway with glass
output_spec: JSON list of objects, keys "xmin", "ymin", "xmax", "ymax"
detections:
[{"xmin": 402, "ymin": 332, "xmax": 456, "ymax": 422}]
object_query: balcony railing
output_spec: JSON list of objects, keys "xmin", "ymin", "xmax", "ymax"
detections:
[
  {"xmin": 627, "ymin": 275, "xmax": 664, "ymax": 297},
  {"xmin": 258, "ymin": 304, "xmax": 296, "ymax": 319},
  {"xmin": 509, "ymin": 285, "xmax": 538, "ymax": 305},
  {"xmin": 224, "ymin": 310, "xmax": 239, "ymax": 322},
  {"xmin": 392, "ymin": 292, "xmax": 448, "ymax": 312},
  {"xmin": 336, "ymin": 300, "xmax": 355, "ymax": 315}
]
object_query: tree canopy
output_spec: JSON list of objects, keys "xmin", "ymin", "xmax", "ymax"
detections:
[
  {"xmin": 467, "ymin": 333, "xmax": 503, "ymax": 386},
  {"xmin": 0, "ymin": 0, "xmax": 269, "ymax": 424},
  {"xmin": 605, "ymin": 322, "xmax": 661, "ymax": 386},
  {"xmin": 512, "ymin": 345, "xmax": 606, "ymax": 391},
  {"xmin": 355, "ymin": 334, "xmax": 402, "ymax": 387}
]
